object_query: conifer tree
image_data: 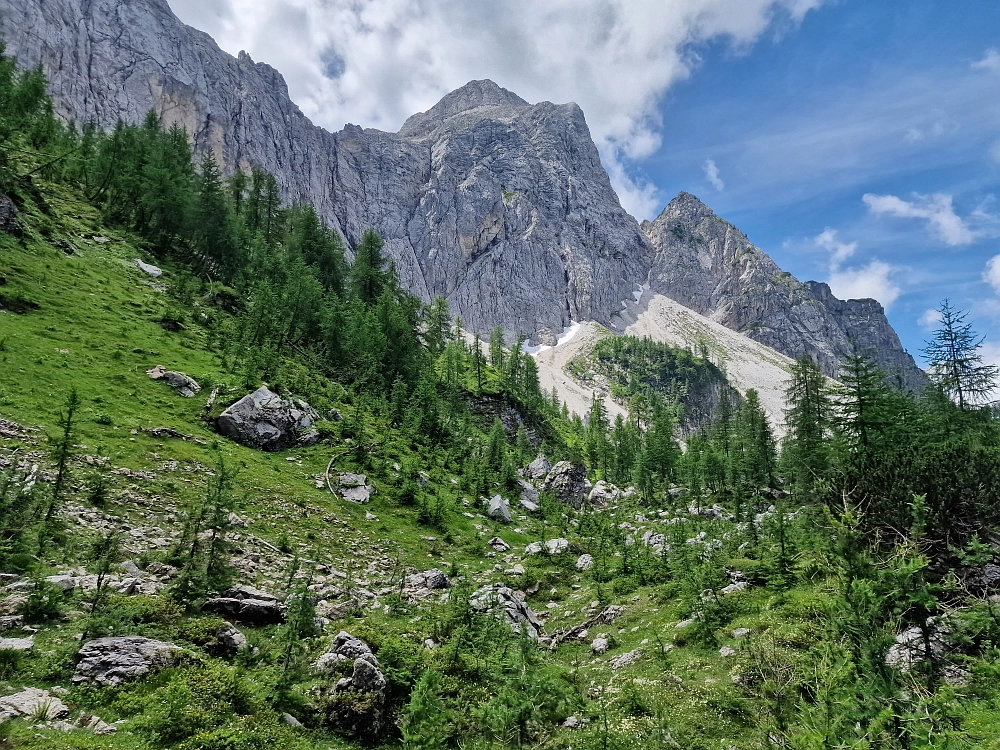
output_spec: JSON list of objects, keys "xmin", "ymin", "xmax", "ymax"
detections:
[
  {"xmin": 784, "ymin": 355, "xmax": 832, "ymax": 496},
  {"xmin": 352, "ymin": 229, "xmax": 392, "ymax": 305},
  {"xmin": 922, "ymin": 299, "xmax": 998, "ymax": 410}
]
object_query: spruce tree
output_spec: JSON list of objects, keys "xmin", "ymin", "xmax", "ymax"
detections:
[
  {"xmin": 784, "ymin": 355, "xmax": 832, "ymax": 496},
  {"xmin": 922, "ymin": 299, "xmax": 998, "ymax": 410},
  {"xmin": 352, "ymin": 229, "xmax": 392, "ymax": 305}
]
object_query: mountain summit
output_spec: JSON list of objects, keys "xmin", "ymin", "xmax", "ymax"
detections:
[{"xmin": 0, "ymin": 0, "xmax": 923, "ymax": 386}]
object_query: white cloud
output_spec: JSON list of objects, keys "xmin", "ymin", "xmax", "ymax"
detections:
[
  {"xmin": 973, "ymin": 48, "xmax": 1000, "ymax": 74},
  {"xmin": 814, "ymin": 227, "xmax": 856, "ymax": 267},
  {"xmin": 703, "ymin": 159, "xmax": 724, "ymax": 191},
  {"xmin": 918, "ymin": 308, "xmax": 942, "ymax": 329},
  {"xmin": 828, "ymin": 260, "xmax": 901, "ymax": 308},
  {"xmin": 862, "ymin": 192, "xmax": 975, "ymax": 245},
  {"xmin": 984, "ymin": 254, "xmax": 1000, "ymax": 294},
  {"xmin": 166, "ymin": 0, "xmax": 825, "ymax": 219}
]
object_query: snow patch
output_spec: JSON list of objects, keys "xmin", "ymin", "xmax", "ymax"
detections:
[
  {"xmin": 633, "ymin": 286, "xmax": 644, "ymax": 304},
  {"xmin": 527, "ymin": 322, "xmax": 581, "ymax": 357}
]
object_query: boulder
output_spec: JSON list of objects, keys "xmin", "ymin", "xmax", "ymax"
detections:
[
  {"xmin": 588, "ymin": 480, "xmax": 623, "ymax": 507},
  {"xmin": 469, "ymin": 583, "xmax": 543, "ymax": 639},
  {"xmin": 349, "ymin": 657, "xmax": 387, "ymax": 692},
  {"xmin": 146, "ymin": 365, "xmax": 201, "ymax": 398},
  {"xmin": 0, "ymin": 193, "xmax": 19, "ymax": 234},
  {"xmin": 210, "ymin": 623, "xmax": 248, "ymax": 656},
  {"xmin": 316, "ymin": 631, "xmax": 378, "ymax": 671},
  {"xmin": 202, "ymin": 596, "xmax": 286, "ymax": 626},
  {"xmin": 338, "ymin": 473, "xmax": 375, "ymax": 504},
  {"xmin": 488, "ymin": 536, "xmax": 511, "ymax": 552},
  {"xmin": 44, "ymin": 574, "xmax": 77, "ymax": 592},
  {"xmin": 522, "ymin": 454, "xmax": 552, "ymax": 481},
  {"xmin": 222, "ymin": 585, "xmax": 280, "ymax": 602},
  {"xmin": 404, "ymin": 569, "xmax": 450, "ymax": 592},
  {"xmin": 0, "ymin": 636, "xmax": 33, "ymax": 652},
  {"xmin": 215, "ymin": 386, "xmax": 320, "ymax": 451},
  {"xmin": 886, "ymin": 624, "xmax": 946, "ymax": 673},
  {"xmin": 590, "ymin": 636, "xmax": 609, "ymax": 654},
  {"xmin": 73, "ymin": 636, "xmax": 179, "ymax": 686},
  {"xmin": 576, "ymin": 554, "xmax": 594, "ymax": 571},
  {"xmin": 609, "ymin": 649, "xmax": 642, "ymax": 670},
  {"xmin": 135, "ymin": 259, "xmax": 163, "ymax": 277},
  {"xmin": 487, "ymin": 495, "xmax": 512, "ymax": 524},
  {"xmin": 517, "ymin": 479, "xmax": 540, "ymax": 512},
  {"xmin": 526, "ymin": 538, "xmax": 570, "ymax": 556},
  {"xmin": 0, "ymin": 688, "xmax": 69, "ymax": 723},
  {"xmin": 543, "ymin": 462, "xmax": 590, "ymax": 508}
]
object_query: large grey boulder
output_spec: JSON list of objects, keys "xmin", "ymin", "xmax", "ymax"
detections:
[
  {"xmin": 73, "ymin": 636, "xmax": 179, "ymax": 686},
  {"xmin": 338, "ymin": 473, "xmax": 375, "ymax": 504},
  {"xmin": 404, "ymin": 569, "xmax": 450, "ymax": 592},
  {"xmin": 469, "ymin": 583, "xmax": 543, "ymax": 639},
  {"xmin": 543, "ymin": 462, "xmax": 590, "ymax": 508},
  {"xmin": 348, "ymin": 658, "xmax": 387, "ymax": 692},
  {"xmin": 522, "ymin": 455, "xmax": 552, "ymax": 481},
  {"xmin": 215, "ymin": 387, "xmax": 319, "ymax": 451},
  {"xmin": 487, "ymin": 495, "xmax": 512, "ymax": 524},
  {"xmin": 315, "ymin": 631, "xmax": 378, "ymax": 672},
  {"xmin": 517, "ymin": 479, "xmax": 540, "ymax": 512},
  {"xmin": 202, "ymin": 596, "xmax": 286, "ymax": 626}
]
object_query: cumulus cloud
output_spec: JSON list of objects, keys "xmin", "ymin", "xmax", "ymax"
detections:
[
  {"xmin": 973, "ymin": 48, "xmax": 1000, "ymax": 74},
  {"xmin": 166, "ymin": 0, "xmax": 824, "ymax": 218},
  {"xmin": 813, "ymin": 228, "xmax": 900, "ymax": 308},
  {"xmin": 828, "ymin": 261, "xmax": 901, "ymax": 308},
  {"xmin": 814, "ymin": 227, "xmax": 856, "ymax": 266},
  {"xmin": 862, "ymin": 192, "xmax": 975, "ymax": 245},
  {"xmin": 918, "ymin": 308, "xmax": 942, "ymax": 329},
  {"xmin": 703, "ymin": 159, "xmax": 724, "ymax": 191},
  {"xmin": 985, "ymin": 254, "xmax": 1000, "ymax": 294}
]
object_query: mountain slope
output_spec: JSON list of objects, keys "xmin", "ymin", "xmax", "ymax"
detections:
[{"xmin": 642, "ymin": 193, "xmax": 926, "ymax": 389}]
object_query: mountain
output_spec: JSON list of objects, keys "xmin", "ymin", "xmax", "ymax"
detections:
[
  {"xmin": 642, "ymin": 193, "xmax": 926, "ymax": 389},
  {"xmin": 0, "ymin": 0, "xmax": 924, "ymax": 388}
]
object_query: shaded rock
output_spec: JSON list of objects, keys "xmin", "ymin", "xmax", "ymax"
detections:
[
  {"xmin": 488, "ymin": 536, "xmax": 511, "ymax": 552},
  {"xmin": 487, "ymin": 494, "xmax": 512, "ymax": 524},
  {"xmin": 222, "ymin": 585, "xmax": 280, "ymax": 602},
  {"xmin": 543, "ymin": 462, "xmax": 590, "ymax": 508},
  {"xmin": 0, "ymin": 193, "xmax": 19, "ymax": 234},
  {"xmin": 0, "ymin": 615, "xmax": 24, "ymax": 631},
  {"xmin": 522, "ymin": 454, "xmax": 552, "ymax": 481},
  {"xmin": 338, "ymin": 473, "xmax": 375, "ymax": 504},
  {"xmin": 886, "ymin": 624, "xmax": 947, "ymax": 673},
  {"xmin": 349, "ymin": 657, "xmax": 387, "ymax": 692},
  {"xmin": 517, "ymin": 479, "xmax": 540, "ymax": 512},
  {"xmin": 202, "ymin": 596, "xmax": 286, "ymax": 626},
  {"xmin": 719, "ymin": 646, "xmax": 736, "ymax": 657},
  {"xmin": 470, "ymin": 583, "xmax": 542, "ymax": 639},
  {"xmin": 73, "ymin": 636, "xmax": 179, "ymax": 686},
  {"xmin": 215, "ymin": 386, "xmax": 319, "ymax": 451},
  {"xmin": 146, "ymin": 365, "xmax": 201, "ymax": 398},
  {"xmin": 588, "ymin": 480, "xmax": 625, "ymax": 507},
  {"xmin": 44, "ymin": 574, "xmax": 77, "ymax": 592},
  {"xmin": 404, "ymin": 569, "xmax": 450, "ymax": 591},
  {"xmin": 0, "ymin": 687, "xmax": 69, "ymax": 723},
  {"xmin": 283, "ymin": 712, "xmax": 303, "ymax": 727},
  {"xmin": 209, "ymin": 623, "xmax": 248, "ymax": 656}
]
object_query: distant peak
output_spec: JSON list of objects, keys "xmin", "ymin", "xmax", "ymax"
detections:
[
  {"xmin": 649, "ymin": 191, "xmax": 716, "ymax": 225},
  {"xmin": 399, "ymin": 79, "xmax": 529, "ymax": 138}
]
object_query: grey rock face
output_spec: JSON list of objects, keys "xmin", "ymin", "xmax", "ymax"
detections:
[
  {"xmin": 349, "ymin": 657, "xmax": 387, "ymax": 692},
  {"xmin": 642, "ymin": 193, "xmax": 926, "ymax": 389},
  {"xmin": 522, "ymin": 454, "xmax": 552, "ymax": 481},
  {"xmin": 487, "ymin": 494, "xmax": 512, "ymax": 524},
  {"xmin": 0, "ymin": 687, "xmax": 69, "ymax": 722},
  {"xmin": 211, "ymin": 623, "xmax": 248, "ymax": 656},
  {"xmin": 215, "ymin": 387, "xmax": 319, "ymax": 451},
  {"xmin": 315, "ymin": 631, "xmax": 378, "ymax": 672},
  {"xmin": 202, "ymin": 596, "xmax": 286, "ymax": 626},
  {"xmin": 469, "ymin": 583, "xmax": 543, "ymax": 639},
  {"xmin": 543, "ymin": 462, "xmax": 590, "ymax": 508},
  {"xmin": 337, "ymin": 473, "xmax": 375, "ymax": 504},
  {"xmin": 73, "ymin": 636, "xmax": 179, "ymax": 685},
  {"xmin": 0, "ymin": 193, "xmax": 19, "ymax": 233}
]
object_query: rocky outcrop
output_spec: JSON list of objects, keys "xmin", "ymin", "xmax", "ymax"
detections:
[
  {"xmin": 202, "ymin": 585, "xmax": 287, "ymax": 626},
  {"xmin": 543, "ymin": 462, "xmax": 590, "ymax": 508},
  {"xmin": 73, "ymin": 636, "xmax": 179, "ymax": 686},
  {"xmin": 642, "ymin": 193, "xmax": 925, "ymax": 389},
  {"xmin": 215, "ymin": 387, "xmax": 319, "ymax": 451},
  {"xmin": 0, "ymin": 688, "xmax": 69, "ymax": 722},
  {"xmin": 470, "ymin": 584, "xmax": 543, "ymax": 639},
  {"xmin": 147, "ymin": 365, "xmax": 201, "ymax": 398}
]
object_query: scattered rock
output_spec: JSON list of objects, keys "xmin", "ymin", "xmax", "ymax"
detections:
[
  {"xmin": 517, "ymin": 479, "xmax": 540, "ymax": 511},
  {"xmin": 215, "ymin": 386, "xmax": 320, "ymax": 451},
  {"xmin": 0, "ymin": 636, "xmax": 33, "ymax": 652},
  {"xmin": 488, "ymin": 536, "xmax": 511, "ymax": 552},
  {"xmin": 44, "ymin": 574, "xmax": 77, "ymax": 592},
  {"xmin": 0, "ymin": 615, "xmax": 24, "ymax": 631},
  {"xmin": 0, "ymin": 193, "xmax": 20, "ymax": 234},
  {"xmin": 470, "ymin": 583, "xmax": 543, "ymax": 639},
  {"xmin": 487, "ymin": 495, "xmax": 512, "ymax": 524},
  {"xmin": 316, "ymin": 632, "xmax": 378, "ymax": 671},
  {"xmin": 202, "ymin": 595, "xmax": 286, "ymax": 626},
  {"xmin": 209, "ymin": 623, "xmax": 248, "ymax": 656},
  {"xmin": 404, "ymin": 569, "xmax": 450, "ymax": 592},
  {"xmin": 73, "ymin": 636, "xmax": 180, "ymax": 686},
  {"xmin": 283, "ymin": 712, "xmax": 303, "ymax": 727},
  {"xmin": 0, "ymin": 688, "xmax": 69, "ymax": 723},
  {"xmin": 146, "ymin": 365, "xmax": 201, "ymax": 398},
  {"xmin": 349, "ymin": 657, "xmax": 387, "ymax": 692},
  {"xmin": 731, "ymin": 628, "xmax": 750, "ymax": 638},
  {"xmin": 563, "ymin": 716, "xmax": 582, "ymax": 729},
  {"xmin": 885, "ymin": 624, "xmax": 947, "ymax": 673},
  {"xmin": 135, "ymin": 259, "xmax": 163, "ymax": 277},
  {"xmin": 576, "ymin": 554, "xmax": 594, "ymax": 571},
  {"xmin": 543, "ymin": 462, "xmax": 590, "ymax": 508},
  {"xmin": 522, "ymin": 454, "xmax": 552, "ymax": 480},
  {"xmin": 609, "ymin": 649, "xmax": 642, "ymax": 670},
  {"xmin": 588, "ymin": 480, "xmax": 627, "ymax": 507},
  {"xmin": 338, "ymin": 473, "xmax": 376, "ymax": 504},
  {"xmin": 719, "ymin": 646, "xmax": 737, "ymax": 657},
  {"xmin": 222, "ymin": 585, "xmax": 279, "ymax": 602},
  {"xmin": 590, "ymin": 636, "xmax": 609, "ymax": 654}
]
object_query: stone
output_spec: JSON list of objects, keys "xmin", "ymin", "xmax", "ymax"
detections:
[
  {"xmin": 202, "ymin": 597, "xmax": 287, "ymax": 626},
  {"xmin": 0, "ymin": 615, "xmax": 24, "ymax": 631},
  {"xmin": 487, "ymin": 495, "xmax": 512, "ymax": 524},
  {"xmin": 73, "ymin": 636, "xmax": 179, "ymax": 686},
  {"xmin": 563, "ymin": 716, "xmax": 582, "ymax": 729},
  {"xmin": 350, "ymin": 657, "xmax": 387, "ymax": 692},
  {"xmin": 282, "ymin": 712, "xmax": 303, "ymax": 727},
  {"xmin": 545, "ymin": 538, "xmax": 570, "ymax": 555},
  {"xmin": 885, "ymin": 625, "xmax": 946, "ymax": 673},
  {"xmin": 135, "ymin": 259, "xmax": 162, "ymax": 277},
  {"xmin": 543, "ymin": 462, "xmax": 590, "ymax": 508},
  {"xmin": 719, "ymin": 646, "xmax": 736, "ymax": 657},
  {"xmin": 590, "ymin": 636, "xmax": 609, "ymax": 654},
  {"xmin": 588, "ymin": 480, "xmax": 624, "ymax": 507},
  {"xmin": 469, "ymin": 583, "xmax": 543, "ymax": 639},
  {"xmin": 316, "ymin": 631, "xmax": 378, "ymax": 671},
  {"xmin": 731, "ymin": 628, "xmax": 750, "ymax": 638},
  {"xmin": 721, "ymin": 581, "xmax": 748, "ymax": 596},
  {"xmin": 488, "ymin": 536, "xmax": 511, "ymax": 552},
  {"xmin": 338, "ymin": 473, "xmax": 376, "ymax": 504},
  {"xmin": 576, "ymin": 554, "xmax": 594, "ymax": 571},
  {"xmin": 118, "ymin": 560, "xmax": 142, "ymax": 578},
  {"xmin": 405, "ymin": 569, "xmax": 450, "ymax": 591},
  {"xmin": 0, "ymin": 636, "xmax": 33, "ymax": 652},
  {"xmin": 212, "ymin": 623, "xmax": 248, "ymax": 655},
  {"xmin": 222, "ymin": 585, "xmax": 280, "ymax": 602},
  {"xmin": 522, "ymin": 455, "xmax": 552, "ymax": 481},
  {"xmin": 146, "ymin": 365, "xmax": 201, "ymax": 398},
  {"xmin": 44, "ymin": 574, "xmax": 77, "ymax": 592},
  {"xmin": 215, "ymin": 386, "xmax": 319, "ymax": 451},
  {"xmin": 0, "ymin": 193, "xmax": 19, "ymax": 234},
  {"xmin": 517, "ymin": 479, "xmax": 540, "ymax": 512},
  {"xmin": 0, "ymin": 688, "xmax": 69, "ymax": 722},
  {"xmin": 608, "ymin": 649, "xmax": 642, "ymax": 670}
]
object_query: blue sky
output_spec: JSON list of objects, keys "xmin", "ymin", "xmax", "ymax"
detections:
[{"xmin": 642, "ymin": 0, "xmax": 1000, "ymax": 363}]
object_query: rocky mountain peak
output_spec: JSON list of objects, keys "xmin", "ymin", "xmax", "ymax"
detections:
[{"xmin": 398, "ymin": 79, "xmax": 529, "ymax": 138}]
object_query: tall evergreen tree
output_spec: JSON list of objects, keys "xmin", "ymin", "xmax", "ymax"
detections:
[{"xmin": 922, "ymin": 299, "xmax": 998, "ymax": 410}]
